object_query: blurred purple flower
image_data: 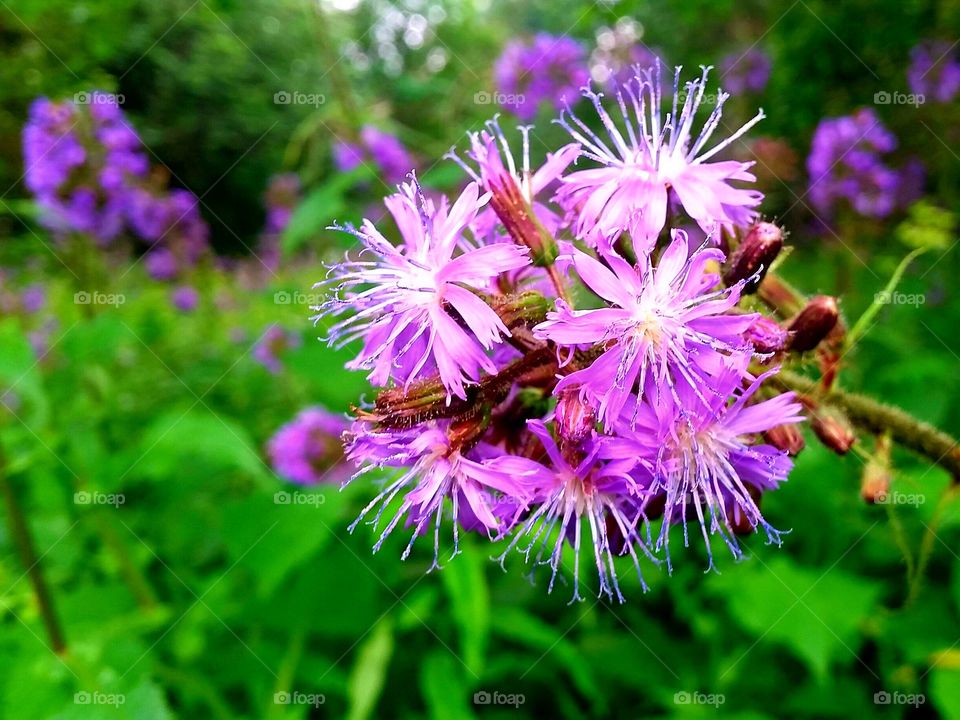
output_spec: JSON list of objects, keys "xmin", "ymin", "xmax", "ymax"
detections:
[
  {"xmin": 494, "ymin": 34, "xmax": 590, "ymax": 121},
  {"xmin": 719, "ymin": 48, "xmax": 772, "ymax": 94},
  {"xmin": 170, "ymin": 286, "xmax": 199, "ymax": 313},
  {"xmin": 908, "ymin": 39, "xmax": 960, "ymax": 103},
  {"xmin": 268, "ymin": 407, "xmax": 349, "ymax": 485},
  {"xmin": 253, "ymin": 326, "xmax": 302, "ymax": 373}
]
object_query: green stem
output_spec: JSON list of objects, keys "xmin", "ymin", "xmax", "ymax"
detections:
[
  {"xmin": 906, "ymin": 485, "xmax": 958, "ymax": 606},
  {"xmin": 775, "ymin": 369, "xmax": 960, "ymax": 480},
  {"xmin": 0, "ymin": 449, "xmax": 67, "ymax": 653}
]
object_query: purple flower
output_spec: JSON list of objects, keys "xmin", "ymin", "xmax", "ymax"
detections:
[
  {"xmin": 345, "ymin": 421, "xmax": 543, "ymax": 567},
  {"xmin": 556, "ymin": 63, "xmax": 764, "ymax": 251},
  {"xmin": 446, "ymin": 118, "xmax": 580, "ymax": 241},
  {"xmin": 170, "ymin": 286, "xmax": 199, "ymax": 313},
  {"xmin": 908, "ymin": 39, "xmax": 960, "ymax": 103},
  {"xmin": 333, "ymin": 127, "xmax": 414, "ymax": 183},
  {"xmin": 534, "ymin": 229, "xmax": 756, "ymax": 430},
  {"xmin": 20, "ymin": 284, "xmax": 46, "ymax": 314},
  {"xmin": 807, "ymin": 108, "xmax": 906, "ymax": 219},
  {"xmin": 263, "ymin": 173, "xmax": 301, "ymax": 236},
  {"xmin": 321, "ymin": 177, "xmax": 530, "ymax": 400},
  {"xmin": 333, "ymin": 139, "xmax": 365, "ymax": 173},
  {"xmin": 268, "ymin": 407, "xmax": 350, "ymax": 485},
  {"xmin": 253, "ymin": 326, "xmax": 302, "ymax": 373},
  {"xmin": 145, "ymin": 247, "xmax": 179, "ymax": 281},
  {"xmin": 606, "ymin": 366, "xmax": 803, "ymax": 571},
  {"xmin": 719, "ymin": 48, "xmax": 772, "ymax": 94},
  {"xmin": 493, "ymin": 34, "xmax": 590, "ymax": 121},
  {"xmin": 494, "ymin": 420, "xmax": 655, "ymax": 602},
  {"xmin": 360, "ymin": 126, "xmax": 414, "ymax": 184}
]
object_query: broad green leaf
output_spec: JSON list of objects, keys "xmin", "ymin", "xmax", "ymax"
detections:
[
  {"xmin": 441, "ymin": 541, "xmax": 489, "ymax": 676},
  {"xmin": 345, "ymin": 615, "xmax": 394, "ymax": 720},
  {"xmin": 930, "ymin": 668, "xmax": 960, "ymax": 719},
  {"xmin": 420, "ymin": 651, "xmax": 474, "ymax": 720}
]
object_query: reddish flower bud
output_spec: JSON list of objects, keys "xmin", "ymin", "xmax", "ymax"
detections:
[
  {"xmin": 731, "ymin": 485, "xmax": 763, "ymax": 536},
  {"xmin": 763, "ymin": 423, "xmax": 806, "ymax": 456},
  {"xmin": 810, "ymin": 407, "xmax": 856, "ymax": 455},
  {"xmin": 744, "ymin": 316, "xmax": 789, "ymax": 355},
  {"xmin": 487, "ymin": 172, "xmax": 558, "ymax": 266},
  {"xmin": 724, "ymin": 222, "xmax": 783, "ymax": 293},
  {"xmin": 787, "ymin": 295, "xmax": 839, "ymax": 352},
  {"xmin": 555, "ymin": 389, "xmax": 596, "ymax": 444}
]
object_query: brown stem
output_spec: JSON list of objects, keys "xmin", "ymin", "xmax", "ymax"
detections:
[
  {"xmin": 0, "ymin": 450, "xmax": 66, "ymax": 653},
  {"xmin": 775, "ymin": 369, "xmax": 960, "ymax": 480}
]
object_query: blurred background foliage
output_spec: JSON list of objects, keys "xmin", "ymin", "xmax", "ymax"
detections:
[{"xmin": 0, "ymin": 0, "xmax": 959, "ymax": 718}]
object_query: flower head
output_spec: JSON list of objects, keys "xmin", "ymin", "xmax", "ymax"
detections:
[
  {"xmin": 345, "ymin": 420, "xmax": 542, "ymax": 568},
  {"xmin": 535, "ymin": 229, "xmax": 756, "ymax": 429},
  {"xmin": 321, "ymin": 176, "xmax": 530, "ymax": 399},
  {"xmin": 495, "ymin": 420, "xmax": 656, "ymax": 603},
  {"xmin": 268, "ymin": 407, "xmax": 350, "ymax": 485},
  {"xmin": 556, "ymin": 63, "xmax": 764, "ymax": 251},
  {"xmin": 607, "ymin": 366, "xmax": 803, "ymax": 571}
]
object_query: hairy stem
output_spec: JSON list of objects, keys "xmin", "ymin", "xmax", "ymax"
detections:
[{"xmin": 775, "ymin": 369, "xmax": 960, "ymax": 480}]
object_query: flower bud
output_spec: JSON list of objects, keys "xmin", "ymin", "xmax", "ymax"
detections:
[
  {"xmin": 487, "ymin": 172, "xmax": 558, "ymax": 266},
  {"xmin": 787, "ymin": 295, "xmax": 839, "ymax": 352},
  {"xmin": 810, "ymin": 407, "xmax": 856, "ymax": 455},
  {"xmin": 555, "ymin": 389, "xmax": 596, "ymax": 444},
  {"xmin": 731, "ymin": 485, "xmax": 763, "ymax": 536},
  {"xmin": 744, "ymin": 316, "xmax": 789, "ymax": 355},
  {"xmin": 763, "ymin": 423, "xmax": 805, "ymax": 456},
  {"xmin": 724, "ymin": 222, "xmax": 783, "ymax": 293},
  {"xmin": 860, "ymin": 458, "xmax": 891, "ymax": 504}
]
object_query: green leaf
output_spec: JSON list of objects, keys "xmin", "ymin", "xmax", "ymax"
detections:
[
  {"xmin": 896, "ymin": 200, "xmax": 956, "ymax": 251},
  {"xmin": 345, "ymin": 615, "xmax": 394, "ymax": 720},
  {"xmin": 0, "ymin": 318, "xmax": 48, "ymax": 428},
  {"xmin": 135, "ymin": 411, "xmax": 270, "ymax": 484},
  {"xmin": 930, "ymin": 668, "xmax": 960, "ymax": 719},
  {"xmin": 489, "ymin": 606, "xmax": 598, "ymax": 700},
  {"xmin": 441, "ymin": 541, "xmax": 490, "ymax": 676},
  {"xmin": 420, "ymin": 651, "xmax": 474, "ymax": 720},
  {"xmin": 281, "ymin": 169, "xmax": 367, "ymax": 255},
  {"xmin": 714, "ymin": 556, "xmax": 881, "ymax": 681},
  {"xmin": 222, "ymin": 490, "xmax": 343, "ymax": 597}
]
